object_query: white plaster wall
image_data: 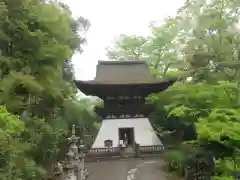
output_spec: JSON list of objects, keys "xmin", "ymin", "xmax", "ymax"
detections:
[{"xmin": 92, "ymin": 118, "xmax": 162, "ymax": 148}]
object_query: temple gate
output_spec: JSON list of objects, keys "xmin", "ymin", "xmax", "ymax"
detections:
[{"xmin": 74, "ymin": 60, "xmax": 175, "ymax": 159}]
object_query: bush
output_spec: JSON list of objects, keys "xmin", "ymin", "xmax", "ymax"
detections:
[{"xmin": 0, "ymin": 106, "xmax": 47, "ymax": 180}]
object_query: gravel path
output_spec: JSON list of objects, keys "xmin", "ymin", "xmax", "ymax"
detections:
[{"xmin": 86, "ymin": 157, "xmax": 168, "ymax": 180}]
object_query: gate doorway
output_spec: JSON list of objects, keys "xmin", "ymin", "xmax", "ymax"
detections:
[{"xmin": 118, "ymin": 127, "xmax": 134, "ymax": 145}]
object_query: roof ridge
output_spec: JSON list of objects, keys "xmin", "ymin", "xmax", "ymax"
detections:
[{"xmin": 98, "ymin": 60, "xmax": 146, "ymax": 65}]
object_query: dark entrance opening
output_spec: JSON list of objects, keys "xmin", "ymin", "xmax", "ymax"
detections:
[{"xmin": 118, "ymin": 128, "xmax": 134, "ymax": 145}]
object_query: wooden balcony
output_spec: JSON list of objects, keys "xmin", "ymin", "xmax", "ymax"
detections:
[{"xmin": 94, "ymin": 105, "xmax": 153, "ymax": 119}]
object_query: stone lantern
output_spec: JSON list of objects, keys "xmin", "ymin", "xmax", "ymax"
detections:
[{"xmin": 52, "ymin": 125, "xmax": 89, "ymax": 180}]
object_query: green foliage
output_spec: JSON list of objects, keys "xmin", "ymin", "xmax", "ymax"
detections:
[
  {"xmin": 0, "ymin": 106, "xmax": 24, "ymax": 133},
  {"xmin": 0, "ymin": 0, "xmax": 96, "ymax": 179},
  {"xmin": 106, "ymin": 35, "xmax": 147, "ymax": 61},
  {"xmin": 196, "ymin": 108, "xmax": 240, "ymax": 142},
  {"xmin": 150, "ymin": 81, "xmax": 240, "ymax": 177},
  {"xmin": 212, "ymin": 176, "xmax": 234, "ymax": 180},
  {"xmin": 164, "ymin": 149, "xmax": 186, "ymax": 168},
  {"xmin": 106, "ymin": 19, "xmax": 183, "ymax": 78},
  {"xmin": 0, "ymin": 105, "xmax": 46, "ymax": 180}
]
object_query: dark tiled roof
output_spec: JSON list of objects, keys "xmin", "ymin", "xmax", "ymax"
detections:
[{"xmin": 94, "ymin": 60, "xmax": 156, "ymax": 84}]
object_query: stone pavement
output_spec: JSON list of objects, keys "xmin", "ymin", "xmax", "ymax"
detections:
[
  {"xmin": 133, "ymin": 160, "xmax": 168, "ymax": 180},
  {"xmin": 86, "ymin": 157, "xmax": 168, "ymax": 180}
]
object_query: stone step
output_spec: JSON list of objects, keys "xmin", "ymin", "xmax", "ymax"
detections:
[{"xmin": 124, "ymin": 147, "xmax": 135, "ymax": 154}]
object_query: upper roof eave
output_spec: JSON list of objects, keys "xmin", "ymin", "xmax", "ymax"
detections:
[{"xmin": 74, "ymin": 78, "xmax": 177, "ymax": 86}]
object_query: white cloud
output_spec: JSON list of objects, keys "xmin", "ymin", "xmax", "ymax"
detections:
[{"xmin": 61, "ymin": 0, "xmax": 185, "ymax": 80}]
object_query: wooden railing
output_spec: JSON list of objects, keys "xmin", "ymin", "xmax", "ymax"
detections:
[
  {"xmin": 87, "ymin": 147, "xmax": 121, "ymax": 157},
  {"xmin": 139, "ymin": 145, "xmax": 164, "ymax": 154},
  {"xmin": 87, "ymin": 145, "xmax": 164, "ymax": 158}
]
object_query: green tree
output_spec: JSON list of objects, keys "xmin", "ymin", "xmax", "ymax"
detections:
[
  {"xmin": 106, "ymin": 35, "xmax": 147, "ymax": 61},
  {"xmin": 177, "ymin": 0, "xmax": 240, "ymax": 82},
  {"xmin": 0, "ymin": 106, "xmax": 45, "ymax": 180},
  {"xmin": 106, "ymin": 18, "xmax": 185, "ymax": 78},
  {"xmin": 0, "ymin": 0, "xmax": 96, "ymax": 179}
]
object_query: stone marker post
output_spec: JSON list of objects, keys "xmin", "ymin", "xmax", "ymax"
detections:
[{"xmin": 78, "ymin": 139, "xmax": 87, "ymax": 180}]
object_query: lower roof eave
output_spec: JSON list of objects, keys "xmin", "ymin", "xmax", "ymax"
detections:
[{"xmin": 74, "ymin": 79, "xmax": 177, "ymax": 97}]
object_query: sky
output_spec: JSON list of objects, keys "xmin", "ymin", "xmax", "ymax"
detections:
[{"xmin": 61, "ymin": 0, "xmax": 185, "ymax": 81}]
